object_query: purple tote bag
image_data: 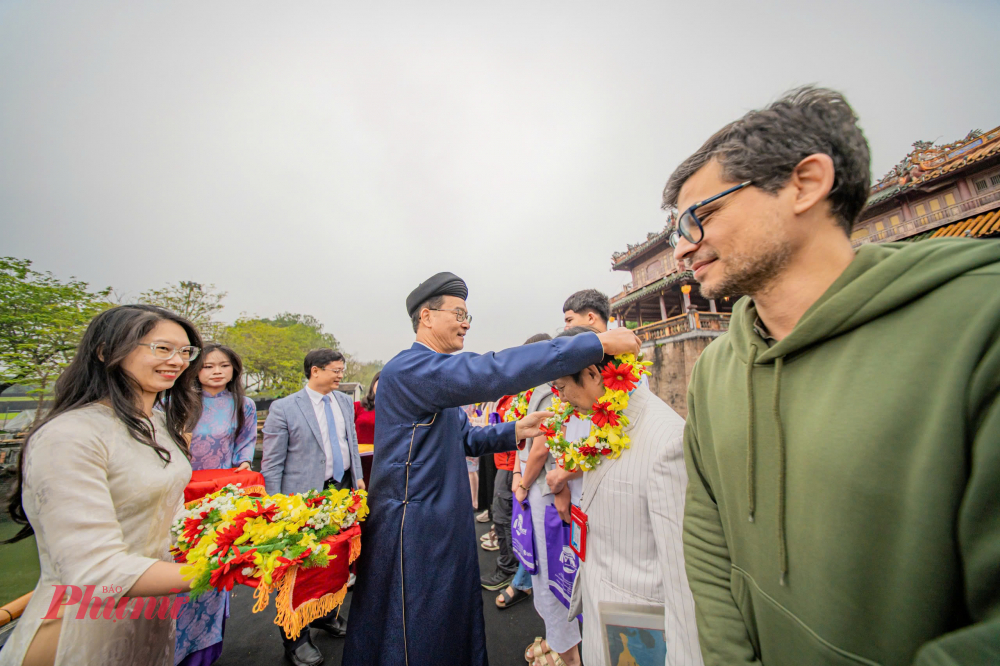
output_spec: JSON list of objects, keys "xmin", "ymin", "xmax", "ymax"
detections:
[
  {"xmin": 511, "ymin": 498, "xmax": 537, "ymax": 575},
  {"xmin": 544, "ymin": 504, "xmax": 580, "ymax": 610}
]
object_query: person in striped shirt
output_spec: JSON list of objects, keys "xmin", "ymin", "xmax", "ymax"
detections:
[{"xmin": 550, "ymin": 327, "xmax": 703, "ymax": 666}]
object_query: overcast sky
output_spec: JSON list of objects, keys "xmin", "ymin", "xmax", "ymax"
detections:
[{"xmin": 2, "ymin": 1, "xmax": 998, "ymax": 361}]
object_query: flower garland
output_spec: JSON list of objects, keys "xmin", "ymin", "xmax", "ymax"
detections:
[
  {"xmin": 172, "ymin": 484, "xmax": 369, "ymax": 600},
  {"xmin": 541, "ymin": 353, "xmax": 651, "ymax": 472},
  {"xmin": 502, "ymin": 389, "xmax": 534, "ymax": 422}
]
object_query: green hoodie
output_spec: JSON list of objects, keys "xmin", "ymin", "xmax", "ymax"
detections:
[{"xmin": 682, "ymin": 237, "xmax": 1000, "ymax": 666}]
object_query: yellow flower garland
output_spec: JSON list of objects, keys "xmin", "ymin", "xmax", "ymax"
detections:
[
  {"xmin": 542, "ymin": 352, "xmax": 651, "ymax": 472},
  {"xmin": 503, "ymin": 389, "xmax": 534, "ymax": 422}
]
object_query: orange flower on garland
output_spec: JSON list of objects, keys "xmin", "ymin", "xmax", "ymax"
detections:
[
  {"xmin": 590, "ymin": 401, "xmax": 620, "ymax": 429},
  {"xmin": 212, "ymin": 521, "xmax": 248, "ymax": 559},
  {"xmin": 270, "ymin": 551, "xmax": 310, "ymax": 585},
  {"xmin": 210, "ymin": 545, "xmax": 258, "ymax": 591},
  {"xmin": 183, "ymin": 511, "xmax": 210, "ymax": 542},
  {"xmin": 232, "ymin": 500, "xmax": 279, "ymax": 523},
  {"xmin": 602, "ymin": 362, "xmax": 638, "ymax": 393}
]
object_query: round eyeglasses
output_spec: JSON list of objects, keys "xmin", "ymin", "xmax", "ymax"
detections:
[{"xmin": 428, "ymin": 308, "xmax": 472, "ymax": 324}]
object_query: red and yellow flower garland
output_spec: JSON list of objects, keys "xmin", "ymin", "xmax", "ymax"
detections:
[
  {"xmin": 541, "ymin": 353, "xmax": 651, "ymax": 472},
  {"xmin": 172, "ymin": 484, "xmax": 369, "ymax": 599},
  {"xmin": 502, "ymin": 389, "xmax": 534, "ymax": 423}
]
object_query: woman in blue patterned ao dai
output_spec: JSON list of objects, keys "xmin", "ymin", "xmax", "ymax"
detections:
[{"xmin": 174, "ymin": 343, "xmax": 257, "ymax": 666}]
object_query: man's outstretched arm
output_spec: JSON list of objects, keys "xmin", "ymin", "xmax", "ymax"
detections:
[
  {"xmin": 395, "ymin": 329, "xmax": 638, "ymax": 415},
  {"xmin": 462, "ymin": 409, "xmax": 554, "ymax": 457}
]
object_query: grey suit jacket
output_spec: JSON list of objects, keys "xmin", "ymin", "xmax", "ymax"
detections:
[{"xmin": 261, "ymin": 387, "xmax": 364, "ymax": 495}]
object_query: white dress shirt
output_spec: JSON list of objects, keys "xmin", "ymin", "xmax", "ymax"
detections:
[{"xmin": 306, "ymin": 386, "xmax": 351, "ymax": 481}]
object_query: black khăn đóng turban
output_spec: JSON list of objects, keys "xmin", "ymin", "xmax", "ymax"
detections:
[{"xmin": 406, "ymin": 272, "xmax": 469, "ymax": 317}]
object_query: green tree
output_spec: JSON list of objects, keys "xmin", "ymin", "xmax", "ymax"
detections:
[
  {"xmin": 220, "ymin": 313, "xmax": 340, "ymax": 397},
  {"xmin": 0, "ymin": 257, "xmax": 111, "ymax": 410},
  {"xmin": 344, "ymin": 356, "xmax": 384, "ymax": 389},
  {"xmin": 263, "ymin": 313, "xmax": 339, "ymax": 350},
  {"xmin": 139, "ymin": 281, "xmax": 227, "ymax": 341},
  {"xmin": 220, "ymin": 318, "xmax": 305, "ymax": 396}
]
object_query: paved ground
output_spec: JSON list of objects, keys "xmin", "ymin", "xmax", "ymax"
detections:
[
  {"xmin": 217, "ymin": 515, "xmax": 543, "ymax": 666},
  {"xmin": 0, "ymin": 514, "xmax": 543, "ymax": 664}
]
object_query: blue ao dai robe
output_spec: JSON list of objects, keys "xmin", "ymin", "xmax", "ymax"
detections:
[{"xmin": 344, "ymin": 334, "xmax": 604, "ymax": 666}]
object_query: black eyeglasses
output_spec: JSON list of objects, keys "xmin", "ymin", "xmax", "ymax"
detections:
[
  {"xmin": 427, "ymin": 308, "xmax": 472, "ymax": 324},
  {"xmin": 668, "ymin": 180, "xmax": 752, "ymax": 248}
]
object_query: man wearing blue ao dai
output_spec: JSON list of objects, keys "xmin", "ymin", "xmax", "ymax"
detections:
[{"xmin": 344, "ymin": 272, "xmax": 641, "ymax": 666}]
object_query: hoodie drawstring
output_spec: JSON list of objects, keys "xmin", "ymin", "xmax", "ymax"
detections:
[
  {"xmin": 773, "ymin": 356, "xmax": 787, "ymax": 586},
  {"xmin": 746, "ymin": 345, "xmax": 758, "ymax": 523},
  {"xmin": 746, "ymin": 346, "xmax": 789, "ymax": 586}
]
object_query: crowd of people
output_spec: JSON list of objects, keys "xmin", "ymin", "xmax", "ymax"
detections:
[{"xmin": 2, "ymin": 84, "xmax": 998, "ymax": 666}]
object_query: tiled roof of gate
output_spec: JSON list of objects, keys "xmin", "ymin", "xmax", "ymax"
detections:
[
  {"xmin": 611, "ymin": 227, "xmax": 670, "ymax": 269},
  {"xmin": 610, "ymin": 271, "xmax": 693, "ymax": 310},
  {"xmin": 866, "ymin": 126, "xmax": 1000, "ymax": 207}
]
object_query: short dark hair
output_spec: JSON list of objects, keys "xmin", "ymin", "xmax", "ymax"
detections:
[
  {"xmin": 662, "ymin": 86, "xmax": 871, "ymax": 235},
  {"xmin": 562, "ymin": 290, "xmax": 610, "ymax": 324},
  {"xmin": 304, "ymin": 348, "xmax": 345, "ymax": 379},
  {"xmin": 524, "ymin": 333, "xmax": 552, "ymax": 345},
  {"xmin": 410, "ymin": 295, "xmax": 445, "ymax": 333},
  {"xmin": 556, "ymin": 326, "xmax": 615, "ymax": 384}
]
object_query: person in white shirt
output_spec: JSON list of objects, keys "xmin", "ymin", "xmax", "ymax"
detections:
[
  {"xmin": 550, "ymin": 327, "xmax": 702, "ymax": 666},
  {"xmin": 261, "ymin": 348, "xmax": 364, "ymax": 666}
]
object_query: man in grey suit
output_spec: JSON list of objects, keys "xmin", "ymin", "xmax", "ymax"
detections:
[{"xmin": 262, "ymin": 348, "xmax": 365, "ymax": 666}]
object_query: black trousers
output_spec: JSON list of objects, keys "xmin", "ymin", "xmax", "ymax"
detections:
[
  {"xmin": 324, "ymin": 475, "xmax": 354, "ymax": 492},
  {"xmin": 491, "ymin": 469, "xmax": 518, "ymax": 575},
  {"xmin": 478, "ymin": 455, "xmax": 497, "ymax": 515},
  {"xmin": 281, "ymin": 475, "xmax": 353, "ymax": 648}
]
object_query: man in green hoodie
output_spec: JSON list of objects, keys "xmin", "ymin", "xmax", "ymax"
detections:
[{"xmin": 663, "ymin": 86, "xmax": 1000, "ymax": 665}]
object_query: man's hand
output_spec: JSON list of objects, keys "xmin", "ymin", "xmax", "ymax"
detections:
[
  {"xmin": 597, "ymin": 328, "xmax": 641, "ymax": 356},
  {"xmin": 515, "ymin": 411, "xmax": 554, "ymax": 442},
  {"xmin": 553, "ymin": 486, "xmax": 572, "ymax": 523},
  {"xmin": 357, "ymin": 479, "xmax": 366, "ymax": 491},
  {"xmin": 236, "ymin": 462, "xmax": 251, "ymax": 471},
  {"xmin": 546, "ymin": 467, "xmax": 571, "ymax": 494}
]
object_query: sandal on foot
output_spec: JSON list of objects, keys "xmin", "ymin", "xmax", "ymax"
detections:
[
  {"xmin": 524, "ymin": 638, "xmax": 567, "ymax": 666},
  {"xmin": 525, "ymin": 638, "xmax": 545, "ymax": 664},
  {"xmin": 496, "ymin": 586, "xmax": 531, "ymax": 609},
  {"xmin": 539, "ymin": 652, "xmax": 568, "ymax": 666}
]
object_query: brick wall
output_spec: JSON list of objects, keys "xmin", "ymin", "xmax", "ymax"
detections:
[{"xmin": 644, "ymin": 335, "xmax": 717, "ymax": 418}]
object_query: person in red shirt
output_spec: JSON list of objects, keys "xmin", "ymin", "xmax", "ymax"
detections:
[{"xmin": 353, "ymin": 371, "xmax": 379, "ymax": 448}]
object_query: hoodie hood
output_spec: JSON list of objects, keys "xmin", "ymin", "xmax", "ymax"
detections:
[{"xmin": 729, "ymin": 237, "xmax": 1000, "ymax": 365}]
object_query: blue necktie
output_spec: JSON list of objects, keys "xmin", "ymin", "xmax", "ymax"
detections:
[{"xmin": 321, "ymin": 395, "xmax": 345, "ymax": 483}]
